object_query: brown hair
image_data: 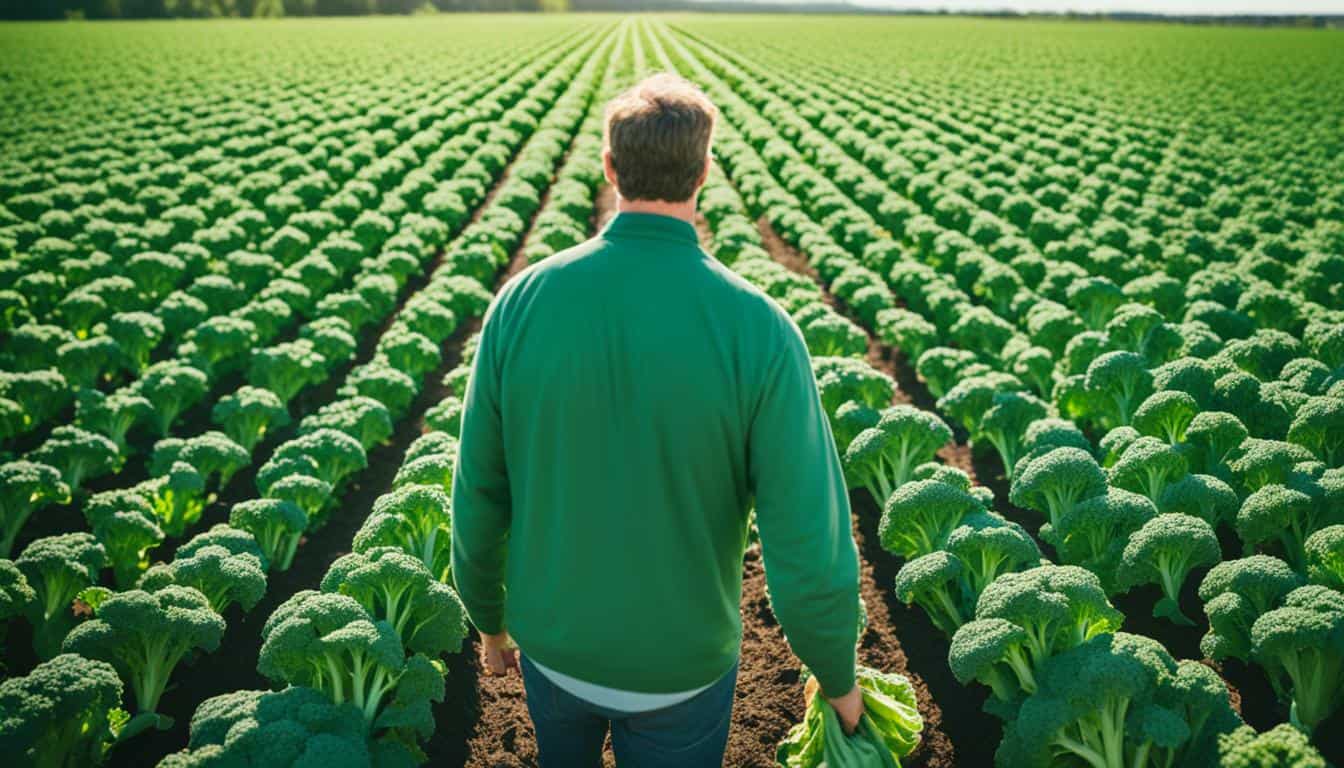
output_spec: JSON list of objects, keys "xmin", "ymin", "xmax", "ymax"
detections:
[{"xmin": 603, "ymin": 74, "xmax": 717, "ymax": 203}]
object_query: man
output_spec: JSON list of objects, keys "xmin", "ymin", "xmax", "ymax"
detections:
[{"xmin": 451, "ymin": 73, "xmax": 862, "ymax": 767}]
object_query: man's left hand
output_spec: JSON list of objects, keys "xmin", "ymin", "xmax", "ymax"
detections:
[{"xmin": 480, "ymin": 630, "xmax": 519, "ymax": 676}]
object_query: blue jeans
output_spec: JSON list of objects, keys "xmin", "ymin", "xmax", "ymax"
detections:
[{"xmin": 519, "ymin": 654, "xmax": 738, "ymax": 768}]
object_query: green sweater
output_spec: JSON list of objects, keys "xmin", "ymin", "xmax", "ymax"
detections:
[{"xmin": 451, "ymin": 211, "xmax": 860, "ymax": 696}]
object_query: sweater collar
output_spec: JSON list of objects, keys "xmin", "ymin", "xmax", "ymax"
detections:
[{"xmin": 602, "ymin": 212, "xmax": 700, "ymax": 247}]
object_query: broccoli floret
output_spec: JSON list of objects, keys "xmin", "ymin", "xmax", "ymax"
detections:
[
  {"xmin": 342, "ymin": 363, "xmax": 419, "ymax": 418},
  {"xmin": 139, "ymin": 543, "xmax": 266, "ymax": 614},
  {"xmin": 946, "ymin": 511, "xmax": 1042, "ymax": 597},
  {"xmin": 842, "ymin": 405, "xmax": 952, "ymax": 505},
  {"xmin": 1067, "ymin": 276, "xmax": 1126, "ymax": 330},
  {"xmin": 392, "ymin": 451, "xmax": 455, "ymax": 493},
  {"xmin": 16, "ymin": 532, "xmax": 108, "ymax": 658},
  {"xmin": 320, "ymin": 547, "xmax": 467, "ymax": 657},
  {"xmin": 153, "ymin": 431, "xmax": 250, "ymax": 490},
  {"xmin": 300, "ymin": 318, "xmax": 358, "ymax": 369},
  {"xmin": 1009, "ymin": 447, "xmax": 1108, "ymax": 528},
  {"xmin": 1159, "ymin": 473, "xmax": 1240, "ymax": 529},
  {"xmin": 1250, "ymin": 585, "xmax": 1344, "ymax": 733},
  {"xmin": 377, "ymin": 329, "xmax": 442, "ymax": 378},
  {"xmin": 801, "ymin": 312, "xmax": 868, "ymax": 358},
  {"xmin": 876, "ymin": 307, "xmax": 938, "ymax": 361},
  {"xmin": 57, "ymin": 336, "xmax": 119, "ymax": 389},
  {"xmin": 1199, "ymin": 555, "xmax": 1303, "ymax": 662},
  {"xmin": 423, "ymin": 396, "xmax": 464, "ymax": 437},
  {"xmin": 894, "ymin": 550, "xmax": 970, "ymax": 636},
  {"xmin": 159, "ymin": 686, "xmax": 378, "ymax": 767},
  {"xmin": 135, "ymin": 361, "xmax": 209, "ymax": 436},
  {"xmin": 1215, "ymin": 330, "xmax": 1302, "ymax": 381},
  {"xmin": 878, "ymin": 479, "xmax": 985, "ymax": 560},
  {"xmin": 258, "ymin": 591, "xmax": 443, "ymax": 735},
  {"xmin": 1109, "ymin": 436, "xmax": 1188, "ymax": 506},
  {"xmin": 1133, "ymin": 390, "xmax": 1199, "ymax": 446},
  {"xmin": 1084, "ymin": 350, "xmax": 1154, "ymax": 430},
  {"xmin": 936, "ymin": 371, "xmax": 1023, "ymax": 436},
  {"xmin": 211, "ymin": 386, "xmax": 290, "ymax": 453},
  {"xmin": 976, "ymin": 391, "xmax": 1050, "ymax": 481},
  {"xmin": 915, "ymin": 347, "xmax": 983, "ymax": 399},
  {"xmin": 1105, "ymin": 302, "xmax": 1183, "ymax": 364},
  {"xmin": 298, "ymin": 397, "xmax": 394, "ymax": 452},
  {"xmin": 30, "ymin": 426, "xmax": 120, "ymax": 494},
  {"xmin": 1217, "ymin": 723, "xmax": 1328, "ymax": 767},
  {"xmin": 1185, "ymin": 411, "xmax": 1250, "ymax": 476},
  {"xmin": 1235, "ymin": 483, "xmax": 1334, "ymax": 572},
  {"xmin": 1303, "ymin": 525, "xmax": 1344, "ymax": 591},
  {"xmin": 353, "ymin": 485, "xmax": 452, "ymax": 583},
  {"xmin": 1116, "ymin": 513, "xmax": 1221, "ymax": 625},
  {"xmin": 0, "ymin": 653, "xmax": 132, "ymax": 767},
  {"xmin": 1286, "ymin": 396, "xmax": 1344, "ymax": 468},
  {"xmin": 229, "ymin": 499, "xmax": 307, "ymax": 573},
  {"xmin": 0, "ymin": 460, "xmax": 71, "ymax": 559},
  {"xmin": 1227, "ymin": 439, "xmax": 1317, "ymax": 495},
  {"xmin": 0, "ymin": 557, "xmax": 35, "ymax": 637},
  {"xmin": 64, "ymin": 585, "xmax": 224, "ymax": 715}
]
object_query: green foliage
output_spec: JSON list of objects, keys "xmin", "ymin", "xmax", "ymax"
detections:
[{"xmin": 0, "ymin": 653, "xmax": 137, "ymax": 768}]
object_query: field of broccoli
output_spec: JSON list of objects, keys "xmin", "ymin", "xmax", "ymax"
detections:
[{"xmin": 1, "ymin": 12, "xmax": 1342, "ymax": 768}]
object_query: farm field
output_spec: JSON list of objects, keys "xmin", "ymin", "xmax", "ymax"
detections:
[{"xmin": 1, "ymin": 12, "xmax": 1343, "ymax": 768}]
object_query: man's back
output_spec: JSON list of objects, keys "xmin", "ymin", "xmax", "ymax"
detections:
[{"xmin": 452, "ymin": 211, "xmax": 860, "ymax": 696}]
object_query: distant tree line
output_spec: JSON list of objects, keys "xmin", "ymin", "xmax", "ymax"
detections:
[{"xmin": 3, "ymin": 0, "xmax": 566, "ymax": 19}]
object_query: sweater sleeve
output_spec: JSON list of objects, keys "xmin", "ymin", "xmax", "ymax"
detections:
[
  {"xmin": 748, "ymin": 317, "xmax": 861, "ymax": 697},
  {"xmin": 451, "ymin": 298, "xmax": 512, "ymax": 636}
]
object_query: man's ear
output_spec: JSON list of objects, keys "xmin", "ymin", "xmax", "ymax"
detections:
[
  {"xmin": 603, "ymin": 149, "xmax": 617, "ymax": 188},
  {"xmin": 696, "ymin": 154, "xmax": 712, "ymax": 190}
]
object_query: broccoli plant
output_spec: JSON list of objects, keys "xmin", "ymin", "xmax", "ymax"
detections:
[
  {"xmin": 1287, "ymin": 396, "xmax": 1344, "ymax": 467},
  {"xmin": 894, "ymin": 550, "xmax": 971, "ymax": 636},
  {"xmin": 1116, "ymin": 513, "xmax": 1221, "ymax": 625},
  {"xmin": 0, "ymin": 460, "xmax": 71, "ymax": 558},
  {"xmin": 1132, "ymin": 390, "xmax": 1199, "ymax": 445},
  {"xmin": 257, "ymin": 590, "xmax": 444, "ymax": 739},
  {"xmin": 1250, "ymin": 585, "xmax": 1344, "ymax": 733},
  {"xmin": 876, "ymin": 307, "xmax": 938, "ymax": 361},
  {"xmin": 103, "ymin": 312, "xmax": 166, "ymax": 376},
  {"xmin": 948, "ymin": 565, "xmax": 1123, "ymax": 714},
  {"xmin": 946, "ymin": 512, "xmax": 1043, "ymax": 598},
  {"xmin": 1158, "ymin": 473, "xmax": 1239, "ymax": 530},
  {"xmin": 152, "ymin": 432, "xmax": 250, "ymax": 491},
  {"xmin": 841, "ymin": 405, "xmax": 952, "ymax": 505},
  {"xmin": 76, "ymin": 391, "xmax": 153, "ymax": 452},
  {"xmin": 341, "ymin": 364, "xmax": 419, "ymax": 419},
  {"xmin": 423, "ymin": 396, "xmax": 464, "ymax": 437},
  {"xmin": 936, "ymin": 372, "xmax": 1023, "ymax": 436},
  {"xmin": 272, "ymin": 429, "xmax": 368, "ymax": 490},
  {"xmin": 57, "ymin": 337, "xmax": 119, "ymax": 389},
  {"xmin": 138, "ymin": 543, "xmax": 266, "ymax": 614},
  {"xmin": 801, "ymin": 313, "xmax": 868, "ymax": 358},
  {"xmin": 30, "ymin": 426, "xmax": 120, "ymax": 494},
  {"xmin": 878, "ymin": 479, "xmax": 985, "ymax": 560},
  {"xmin": 915, "ymin": 347, "xmax": 984, "ymax": 399},
  {"xmin": 248, "ymin": 340, "xmax": 327, "ymax": 404},
  {"xmin": 1008, "ymin": 447, "xmax": 1108, "ymax": 529},
  {"xmin": 813, "ymin": 356, "xmax": 896, "ymax": 415},
  {"xmin": 300, "ymin": 318, "xmax": 358, "ymax": 369},
  {"xmin": 320, "ymin": 547, "xmax": 468, "ymax": 656},
  {"xmin": 229, "ymin": 499, "xmax": 307, "ymax": 573},
  {"xmin": 377, "ymin": 329, "xmax": 442, "ymax": 378},
  {"xmin": 996, "ymin": 633, "xmax": 1240, "ymax": 768},
  {"xmin": 298, "ymin": 396, "xmax": 394, "ymax": 452},
  {"xmin": 85, "ymin": 491, "xmax": 165, "ymax": 588},
  {"xmin": 63, "ymin": 585, "xmax": 225, "ymax": 715},
  {"xmin": 156, "ymin": 686, "xmax": 394, "ymax": 767},
  {"xmin": 1304, "ymin": 525, "xmax": 1344, "ymax": 590},
  {"xmin": 1108, "ymin": 436, "xmax": 1188, "ymax": 506},
  {"xmin": 1227, "ymin": 439, "xmax": 1316, "ymax": 495},
  {"xmin": 1217, "ymin": 724, "xmax": 1328, "ymax": 767},
  {"xmin": 978, "ymin": 391, "xmax": 1050, "ymax": 480},
  {"xmin": 139, "ymin": 461, "xmax": 206, "ymax": 537},
  {"xmin": 135, "ymin": 362, "xmax": 209, "ymax": 436},
  {"xmin": 265, "ymin": 474, "xmax": 334, "ymax": 525},
  {"xmin": 1236, "ymin": 483, "xmax": 1338, "ymax": 573},
  {"xmin": 1083, "ymin": 350, "xmax": 1154, "ymax": 430},
  {"xmin": 1184, "ymin": 411, "xmax": 1249, "ymax": 476},
  {"xmin": 16, "ymin": 532, "xmax": 107, "ymax": 659},
  {"xmin": 392, "ymin": 452, "xmax": 455, "ymax": 492},
  {"xmin": 1199, "ymin": 555, "xmax": 1303, "ymax": 663},
  {"xmin": 0, "ymin": 558, "xmax": 35, "ymax": 644},
  {"xmin": 1043, "ymin": 488, "xmax": 1157, "ymax": 594},
  {"xmin": 0, "ymin": 653, "xmax": 152, "ymax": 767},
  {"xmin": 353, "ymin": 485, "xmax": 452, "ymax": 583},
  {"xmin": 211, "ymin": 386, "xmax": 290, "ymax": 453}
]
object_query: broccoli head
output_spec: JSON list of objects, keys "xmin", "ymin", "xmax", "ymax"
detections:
[
  {"xmin": 946, "ymin": 511, "xmax": 1043, "ymax": 598},
  {"xmin": 842, "ymin": 405, "xmax": 952, "ymax": 505},
  {"xmin": 1008, "ymin": 446, "xmax": 1108, "ymax": 529},
  {"xmin": 16, "ymin": 532, "xmax": 108, "ymax": 658},
  {"xmin": 298, "ymin": 396, "xmax": 394, "ymax": 452},
  {"xmin": 1235, "ymin": 483, "xmax": 1337, "ymax": 572},
  {"xmin": 31, "ymin": 426, "xmax": 121, "ymax": 494},
  {"xmin": 423, "ymin": 396, "xmax": 464, "ymax": 437},
  {"xmin": 1133, "ymin": 390, "xmax": 1199, "ymax": 446},
  {"xmin": 1303, "ymin": 525, "xmax": 1344, "ymax": 591},
  {"xmin": 0, "ymin": 653, "xmax": 132, "ymax": 767},
  {"xmin": 76, "ymin": 390, "xmax": 153, "ymax": 452},
  {"xmin": 63, "ymin": 585, "xmax": 225, "ymax": 714},
  {"xmin": 1109, "ymin": 436, "xmax": 1189, "ymax": 506},
  {"xmin": 1044, "ymin": 488, "xmax": 1157, "ymax": 594},
  {"xmin": 0, "ymin": 460, "xmax": 71, "ymax": 558},
  {"xmin": 139, "ymin": 543, "xmax": 266, "ymax": 614},
  {"xmin": 229, "ymin": 499, "xmax": 307, "ymax": 573},
  {"xmin": 878, "ymin": 479, "xmax": 985, "ymax": 560},
  {"xmin": 1286, "ymin": 396, "xmax": 1344, "ymax": 468},
  {"xmin": 135, "ymin": 362, "xmax": 209, "ymax": 436},
  {"xmin": 1217, "ymin": 723, "xmax": 1328, "ymax": 767},
  {"xmin": 915, "ymin": 347, "xmax": 984, "ymax": 399},
  {"xmin": 353, "ymin": 485, "xmax": 452, "ymax": 583},
  {"xmin": 1116, "ymin": 513, "xmax": 1221, "ymax": 625},
  {"xmin": 1084, "ymin": 350, "xmax": 1155, "ymax": 430},
  {"xmin": 814, "ymin": 356, "xmax": 896, "ymax": 415},
  {"xmin": 320, "ymin": 547, "xmax": 468, "ymax": 657},
  {"xmin": 894, "ymin": 550, "xmax": 971, "ymax": 636},
  {"xmin": 211, "ymin": 386, "xmax": 290, "ymax": 453},
  {"xmin": 247, "ymin": 340, "xmax": 327, "ymax": 404},
  {"xmin": 1249, "ymin": 585, "xmax": 1344, "ymax": 733},
  {"xmin": 1185, "ymin": 411, "xmax": 1250, "ymax": 476},
  {"xmin": 1198, "ymin": 555, "xmax": 1303, "ymax": 663},
  {"xmin": 978, "ymin": 391, "xmax": 1050, "ymax": 481},
  {"xmin": 1159, "ymin": 473, "xmax": 1240, "ymax": 529},
  {"xmin": 273, "ymin": 429, "xmax": 368, "ymax": 490}
]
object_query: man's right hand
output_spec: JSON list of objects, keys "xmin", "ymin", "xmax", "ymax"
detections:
[
  {"xmin": 479, "ymin": 629, "xmax": 519, "ymax": 676},
  {"xmin": 827, "ymin": 685, "xmax": 864, "ymax": 736}
]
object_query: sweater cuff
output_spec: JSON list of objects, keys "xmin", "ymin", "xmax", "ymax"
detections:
[{"xmin": 810, "ymin": 651, "xmax": 858, "ymax": 699}]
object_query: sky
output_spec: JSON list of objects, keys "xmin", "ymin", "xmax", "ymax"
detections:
[{"xmin": 732, "ymin": 0, "xmax": 1344, "ymax": 13}]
